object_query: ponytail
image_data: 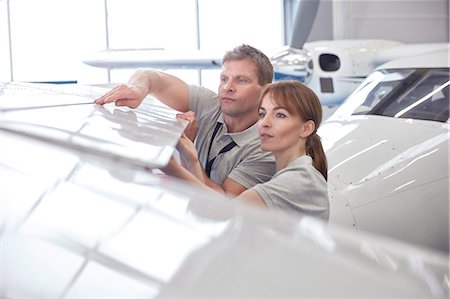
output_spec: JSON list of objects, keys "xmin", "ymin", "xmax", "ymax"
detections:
[{"xmin": 306, "ymin": 133, "xmax": 328, "ymax": 181}]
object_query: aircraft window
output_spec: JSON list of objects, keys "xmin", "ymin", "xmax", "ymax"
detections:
[
  {"xmin": 381, "ymin": 69, "xmax": 450, "ymax": 122},
  {"xmin": 353, "ymin": 82, "xmax": 397, "ymax": 114},
  {"xmin": 319, "ymin": 54, "xmax": 341, "ymax": 72},
  {"xmin": 351, "ymin": 68, "xmax": 450, "ymax": 122},
  {"xmin": 351, "ymin": 70, "xmax": 412, "ymax": 115}
]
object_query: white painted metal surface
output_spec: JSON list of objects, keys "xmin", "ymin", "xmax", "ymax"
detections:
[
  {"xmin": 0, "ymin": 82, "xmax": 186, "ymax": 169},
  {"xmin": 321, "ymin": 48, "xmax": 450, "ymax": 253},
  {"xmin": 83, "ymin": 49, "xmax": 222, "ymax": 70},
  {"xmin": 1, "ymin": 82, "xmax": 449, "ymax": 298}
]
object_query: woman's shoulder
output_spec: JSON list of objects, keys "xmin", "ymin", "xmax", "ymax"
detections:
[
  {"xmin": 276, "ymin": 156, "xmax": 326, "ymax": 184},
  {"xmin": 276, "ymin": 155, "xmax": 313, "ymax": 176}
]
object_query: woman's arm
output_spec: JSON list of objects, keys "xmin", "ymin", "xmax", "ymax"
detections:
[{"xmin": 236, "ymin": 189, "xmax": 267, "ymax": 208}]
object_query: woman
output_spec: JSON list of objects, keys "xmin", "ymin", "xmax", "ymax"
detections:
[
  {"xmin": 237, "ymin": 80, "xmax": 329, "ymax": 221},
  {"xmin": 167, "ymin": 80, "xmax": 329, "ymax": 221}
]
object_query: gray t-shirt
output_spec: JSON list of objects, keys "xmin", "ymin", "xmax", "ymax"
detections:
[
  {"xmin": 188, "ymin": 85, "xmax": 276, "ymax": 188},
  {"xmin": 252, "ymin": 155, "xmax": 329, "ymax": 221}
]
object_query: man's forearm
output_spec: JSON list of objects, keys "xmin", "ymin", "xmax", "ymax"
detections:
[
  {"xmin": 128, "ymin": 69, "xmax": 160, "ymax": 95},
  {"xmin": 129, "ymin": 68, "xmax": 190, "ymax": 112}
]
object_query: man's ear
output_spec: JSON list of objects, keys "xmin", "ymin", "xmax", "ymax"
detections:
[{"xmin": 300, "ymin": 120, "xmax": 315, "ymax": 138}]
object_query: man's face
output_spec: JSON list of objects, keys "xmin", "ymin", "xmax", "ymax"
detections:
[{"xmin": 218, "ymin": 59, "xmax": 263, "ymax": 118}]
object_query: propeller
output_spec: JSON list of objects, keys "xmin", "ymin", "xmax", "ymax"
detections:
[
  {"xmin": 271, "ymin": 0, "xmax": 320, "ymax": 83},
  {"xmin": 289, "ymin": 0, "xmax": 320, "ymax": 49}
]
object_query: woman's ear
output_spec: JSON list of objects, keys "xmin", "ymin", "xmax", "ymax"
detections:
[{"xmin": 300, "ymin": 120, "xmax": 315, "ymax": 138}]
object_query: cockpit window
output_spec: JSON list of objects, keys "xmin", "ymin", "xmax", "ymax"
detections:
[{"xmin": 345, "ymin": 68, "xmax": 450, "ymax": 122}]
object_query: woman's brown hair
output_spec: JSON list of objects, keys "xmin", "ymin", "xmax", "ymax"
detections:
[{"xmin": 259, "ymin": 80, "xmax": 328, "ymax": 180}]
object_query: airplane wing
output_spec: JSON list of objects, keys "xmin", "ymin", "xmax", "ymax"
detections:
[
  {"xmin": 320, "ymin": 47, "xmax": 450, "ymax": 253},
  {"xmin": 1, "ymin": 81, "xmax": 449, "ymax": 298},
  {"xmin": 83, "ymin": 49, "xmax": 222, "ymax": 70},
  {"xmin": 0, "ymin": 82, "xmax": 187, "ymax": 169},
  {"xmin": 374, "ymin": 43, "xmax": 450, "ymax": 66}
]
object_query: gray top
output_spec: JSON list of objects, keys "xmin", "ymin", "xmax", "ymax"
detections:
[
  {"xmin": 188, "ymin": 85, "xmax": 276, "ymax": 188},
  {"xmin": 252, "ymin": 155, "xmax": 329, "ymax": 221}
]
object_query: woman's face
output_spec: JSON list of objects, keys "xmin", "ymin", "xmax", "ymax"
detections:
[{"xmin": 258, "ymin": 94, "xmax": 308, "ymax": 154}]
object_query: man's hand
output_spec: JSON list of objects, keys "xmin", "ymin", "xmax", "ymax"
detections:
[
  {"xmin": 95, "ymin": 84, "xmax": 148, "ymax": 109},
  {"xmin": 176, "ymin": 111, "xmax": 198, "ymax": 142},
  {"xmin": 177, "ymin": 133, "xmax": 199, "ymax": 167}
]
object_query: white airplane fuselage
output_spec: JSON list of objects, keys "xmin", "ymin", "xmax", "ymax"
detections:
[
  {"xmin": 319, "ymin": 47, "xmax": 450, "ymax": 253},
  {"xmin": 272, "ymin": 40, "xmax": 449, "ymax": 107},
  {"xmin": 323, "ymin": 116, "xmax": 449, "ymax": 252}
]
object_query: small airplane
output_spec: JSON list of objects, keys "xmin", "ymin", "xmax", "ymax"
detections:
[
  {"xmin": 81, "ymin": 0, "xmax": 449, "ymax": 110},
  {"xmin": 320, "ymin": 45, "xmax": 450, "ymax": 253},
  {"xmin": 0, "ymin": 82, "xmax": 448, "ymax": 298}
]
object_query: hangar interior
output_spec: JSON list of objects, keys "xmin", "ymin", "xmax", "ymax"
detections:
[
  {"xmin": 1, "ymin": 0, "xmax": 449, "ymax": 297},
  {"xmin": 0, "ymin": 0, "xmax": 448, "ymax": 90}
]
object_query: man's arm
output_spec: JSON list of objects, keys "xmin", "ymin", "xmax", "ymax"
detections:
[
  {"xmin": 163, "ymin": 156, "xmax": 250, "ymax": 201},
  {"xmin": 174, "ymin": 133, "xmax": 248, "ymax": 196},
  {"xmin": 165, "ymin": 157, "xmax": 248, "ymax": 196},
  {"xmin": 95, "ymin": 68, "xmax": 190, "ymax": 112}
]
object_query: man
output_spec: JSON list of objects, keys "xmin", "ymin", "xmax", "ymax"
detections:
[{"xmin": 95, "ymin": 44, "xmax": 276, "ymax": 195}]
